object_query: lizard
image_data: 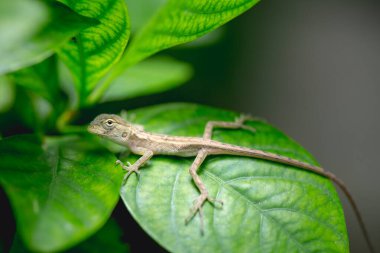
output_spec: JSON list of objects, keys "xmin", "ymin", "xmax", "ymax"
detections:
[{"xmin": 88, "ymin": 113, "xmax": 375, "ymax": 253}]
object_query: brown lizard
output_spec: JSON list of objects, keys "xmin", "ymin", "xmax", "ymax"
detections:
[{"xmin": 88, "ymin": 113, "xmax": 374, "ymax": 252}]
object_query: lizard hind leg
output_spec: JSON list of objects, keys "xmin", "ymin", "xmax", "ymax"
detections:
[
  {"xmin": 203, "ymin": 114, "xmax": 256, "ymax": 139},
  {"xmin": 185, "ymin": 149, "xmax": 223, "ymax": 234}
]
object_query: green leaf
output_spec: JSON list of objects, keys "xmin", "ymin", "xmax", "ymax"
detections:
[
  {"xmin": 58, "ymin": 0, "xmax": 130, "ymax": 107},
  {"xmin": 101, "ymin": 56, "xmax": 192, "ymax": 102},
  {"xmin": 10, "ymin": 219, "xmax": 129, "ymax": 253},
  {"xmin": 119, "ymin": 103, "xmax": 348, "ymax": 253},
  {"xmin": 0, "ymin": 135, "xmax": 122, "ymax": 252},
  {"xmin": 120, "ymin": 0, "xmax": 260, "ymax": 68},
  {"xmin": 0, "ymin": 1, "xmax": 95, "ymax": 75}
]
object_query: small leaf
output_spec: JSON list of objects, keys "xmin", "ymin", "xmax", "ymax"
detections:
[
  {"xmin": 0, "ymin": 135, "xmax": 122, "ymax": 252},
  {"xmin": 120, "ymin": 103, "xmax": 349, "ymax": 253},
  {"xmin": 58, "ymin": 0, "xmax": 130, "ymax": 107},
  {"xmin": 119, "ymin": 0, "xmax": 260, "ymax": 68},
  {"xmin": 101, "ymin": 56, "xmax": 193, "ymax": 102},
  {"xmin": 0, "ymin": 1, "xmax": 95, "ymax": 75}
]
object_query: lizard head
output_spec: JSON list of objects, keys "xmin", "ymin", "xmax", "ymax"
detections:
[{"xmin": 88, "ymin": 114, "xmax": 131, "ymax": 142}]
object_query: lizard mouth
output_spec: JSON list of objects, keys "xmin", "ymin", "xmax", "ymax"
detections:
[{"xmin": 87, "ymin": 124, "xmax": 104, "ymax": 136}]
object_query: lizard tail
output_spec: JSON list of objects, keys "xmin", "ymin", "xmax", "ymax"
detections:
[
  {"xmin": 211, "ymin": 145, "xmax": 376, "ymax": 253},
  {"xmin": 324, "ymin": 172, "xmax": 376, "ymax": 253}
]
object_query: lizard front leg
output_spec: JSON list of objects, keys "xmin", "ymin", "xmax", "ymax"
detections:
[
  {"xmin": 185, "ymin": 149, "xmax": 222, "ymax": 234},
  {"xmin": 116, "ymin": 148, "xmax": 153, "ymax": 184},
  {"xmin": 203, "ymin": 114, "xmax": 256, "ymax": 139}
]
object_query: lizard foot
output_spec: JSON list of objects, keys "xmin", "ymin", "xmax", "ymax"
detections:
[
  {"xmin": 116, "ymin": 160, "xmax": 140, "ymax": 184},
  {"xmin": 185, "ymin": 193, "xmax": 223, "ymax": 235}
]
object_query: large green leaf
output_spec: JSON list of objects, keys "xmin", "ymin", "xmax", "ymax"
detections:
[
  {"xmin": 101, "ymin": 56, "xmax": 192, "ymax": 102},
  {"xmin": 58, "ymin": 0, "xmax": 130, "ymax": 107},
  {"xmin": 0, "ymin": 1, "xmax": 95, "ymax": 75},
  {"xmin": 121, "ymin": 0, "xmax": 260, "ymax": 67},
  {"xmin": 119, "ymin": 103, "xmax": 348, "ymax": 253},
  {"xmin": 0, "ymin": 135, "xmax": 122, "ymax": 252}
]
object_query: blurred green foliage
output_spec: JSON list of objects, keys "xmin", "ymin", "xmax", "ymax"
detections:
[{"xmin": 0, "ymin": 0, "xmax": 348, "ymax": 252}]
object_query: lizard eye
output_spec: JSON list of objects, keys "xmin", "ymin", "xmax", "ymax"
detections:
[{"xmin": 103, "ymin": 119, "xmax": 115, "ymax": 128}]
